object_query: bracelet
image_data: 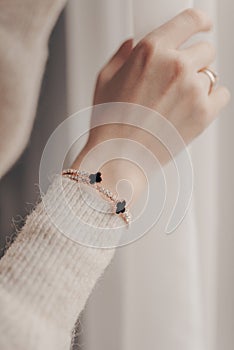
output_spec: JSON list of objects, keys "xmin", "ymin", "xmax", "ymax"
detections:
[{"xmin": 62, "ymin": 169, "xmax": 132, "ymax": 225}]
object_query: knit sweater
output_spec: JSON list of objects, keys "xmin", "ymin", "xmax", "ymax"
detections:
[
  {"xmin": 0, "ymin": 1, "xmax": 122, "ymax": 349},
  {"xmin": 0, "ymin": 177, "xmax": 123, "ymax": 349}
]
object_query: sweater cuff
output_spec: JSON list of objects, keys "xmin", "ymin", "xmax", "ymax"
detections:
[
  {"xmin": 42, "ymin": 174, "xmax": 127, "ymax": 247},
  {"xmin": 0, "ymin": 175, "xmax": 125, "ymax": 339}
]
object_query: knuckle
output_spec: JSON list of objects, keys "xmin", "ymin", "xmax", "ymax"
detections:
[
  {"xmin": 183, "ymin": 8, "xmax": 210, "ymax": 27},
  {"xmin": 136, "ymin": 38, "xmax": 158, "ymax": 59},
  {"xmin": 167, "ymin": 53, "xmax": 188, "ymax": 78}
]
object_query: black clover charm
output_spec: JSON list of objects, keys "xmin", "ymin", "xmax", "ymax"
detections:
[
  {"xmin": 116, "ymin": 200, "xmax": 126, "ymax": 214},
  {"xmin": 89, "ymin": 172, "xmax": 102, "ymax": 184}
]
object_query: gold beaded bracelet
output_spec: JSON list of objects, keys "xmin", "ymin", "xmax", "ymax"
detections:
[{"xmin": 62, "ymin": 169, "xmax": 131, "ymax": 225}]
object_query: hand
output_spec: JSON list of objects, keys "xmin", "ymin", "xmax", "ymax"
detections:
[{"xmin": 73, "ymin": 8, "xmax": 230, "ymax": 198}]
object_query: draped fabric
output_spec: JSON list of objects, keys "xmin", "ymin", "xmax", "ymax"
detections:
[
  {"xmin": 65, "ymin": 1, "xmax": 234, "ymax": 349},
  {"xmin": 0, "ymin": 1, "xmax": 233, "ymax": 349}
]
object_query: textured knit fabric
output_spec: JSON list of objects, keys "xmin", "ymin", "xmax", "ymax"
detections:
[
  {"xmin": 0, "ymin": 177, "xmax": 123, "ymax": 349},
  {"xmin": 0, "ymin": 0, "xmax": 121, "ymax": 349},
  {"xmin": 0, "ymin": 0, "xmax": 67, "ymax": 178}
]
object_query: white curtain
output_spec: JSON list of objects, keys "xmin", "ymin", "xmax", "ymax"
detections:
[{"xmin": 65, "ymin": 1, "xmax": 234, "ymax": 349}]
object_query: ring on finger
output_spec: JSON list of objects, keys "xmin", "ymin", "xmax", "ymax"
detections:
[{"xmin": 199, "ymin": 67, "xmax": 218, "ymax": 94}]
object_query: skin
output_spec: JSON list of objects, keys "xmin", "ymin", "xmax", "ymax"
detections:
[{"xmin": 73, "ymin": 8, "xmax": 231, "ymax": 199}]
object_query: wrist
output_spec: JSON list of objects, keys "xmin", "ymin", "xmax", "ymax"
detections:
[{"xmin": 72, "ymin": 143, "xmax": 147, "ymax": 206}]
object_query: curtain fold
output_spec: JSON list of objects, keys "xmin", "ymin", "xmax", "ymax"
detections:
[{"xmin": 65, "ymin": 0, "xmax": 232, "ymax": 349}]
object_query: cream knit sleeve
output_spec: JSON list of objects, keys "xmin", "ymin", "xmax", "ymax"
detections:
[{"xmin": 0, "ymin": 176, "xmax": 124, "ymax": 350}]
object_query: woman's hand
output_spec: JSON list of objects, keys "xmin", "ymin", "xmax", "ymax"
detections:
[
  {"xmin": 73, "ymin": 8, "xmax": 230, "ymax": 196},
  {"xmin": 94, "ymin": 8, "xmax": 229, "ymax": 138}
]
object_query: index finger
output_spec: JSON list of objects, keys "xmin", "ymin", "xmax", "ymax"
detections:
[{"xmin": 147, "ymin": 8, "xmax": 213, "ymax": 49}]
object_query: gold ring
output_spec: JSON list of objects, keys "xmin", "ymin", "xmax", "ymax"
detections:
[{"xmin": 199, "ymin": 67, "xmax": 218, "ymax": 94}]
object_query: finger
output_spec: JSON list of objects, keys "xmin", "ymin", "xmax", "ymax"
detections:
[
  {"xmin": 208, "ymin": 86, "xmax": 231, "ymax": 117},
  {"xmin": 182, "ymin": 41, "xmax": 216, "ymax": 69},
  {"xmin": 103, "ymin": 39, "xmax": 133, "ymax": 79},
  {"xmin": 147, "ymin": 8, "xmax": 213, "ymax": 49}
]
